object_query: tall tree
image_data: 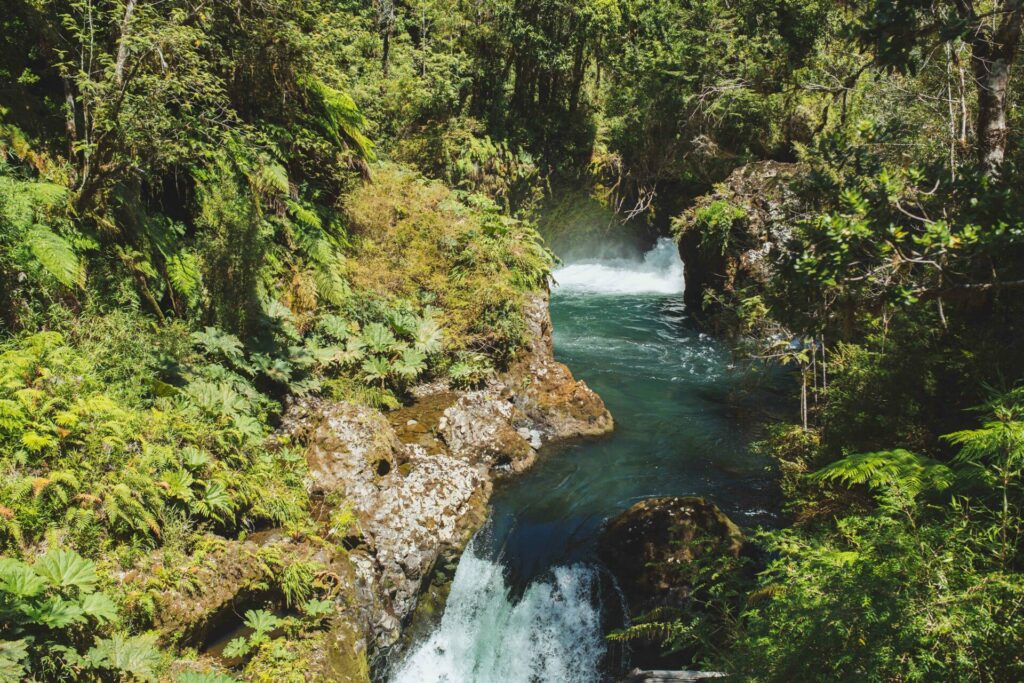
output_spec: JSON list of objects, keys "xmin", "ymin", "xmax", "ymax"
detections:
[{"xmin": 861, "ymin": 0, "xmax": 1023, "ymax": 176}]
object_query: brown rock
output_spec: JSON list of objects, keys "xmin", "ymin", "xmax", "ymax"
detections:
[
  {"xmin": 504, "ymin": 293, "xmax": 614, "ymax": 441},
  {"xmin": 599, "ymin": 497, "xmax": 743, "ymax": 614}
]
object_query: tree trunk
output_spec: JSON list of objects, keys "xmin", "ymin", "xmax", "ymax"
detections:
[
  {"xmin": 62, "ymin": 77, "xmax": 78, "ymax": 163},
  {"xmin": 973, "ymin": 51, "xmax": 1013, "ymax": 175},
  {"xmin": 115, "ymin": 0, "xmax": 137, "ymax": 84},
  {"xmin": 967, "ymin": 0, "xmax": 1022, "ymax": 176}
]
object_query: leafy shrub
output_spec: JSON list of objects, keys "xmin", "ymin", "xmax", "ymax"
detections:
[{"xmin": 0, "ymin": 548, "xmax": 163, "ymax": 682}]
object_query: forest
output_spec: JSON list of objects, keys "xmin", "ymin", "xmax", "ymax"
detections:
[{"xmin": 1, "ymin": 0, "xmax": 1023, "ymax": 681}]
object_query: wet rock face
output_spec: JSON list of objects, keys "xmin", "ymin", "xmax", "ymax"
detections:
[{"xmin": 599, "ymin": 497, "xmax": 744, "ymax": 615}]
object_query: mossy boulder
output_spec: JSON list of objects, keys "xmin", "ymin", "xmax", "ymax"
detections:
[
  {"xmin": 599, "ymin": 497, "xmax": 744, "ymax": 615},
  {"xmin": 674, "ymin": 161, "xmax": 804, "ymax": 332}
]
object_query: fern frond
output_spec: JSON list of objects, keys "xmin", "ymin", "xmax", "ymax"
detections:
[
  {"xmin": 300, "ymin": 76, "xmax": 376, "ymax": 163},
  {"xmin": 167, "ymin": 251, "xmax": 204, "ymax": 307},
  {"xmin": 26, "ymin": 226, "xmax": 83, "ymax": 288},
  {"xmin": 812, "ymin": 449, "xmax": 955, "ymax": 498}
]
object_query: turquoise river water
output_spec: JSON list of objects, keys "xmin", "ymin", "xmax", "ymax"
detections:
[{"xmin": 390, "ymin": 239, "xmax": 779, "ymax": 683}]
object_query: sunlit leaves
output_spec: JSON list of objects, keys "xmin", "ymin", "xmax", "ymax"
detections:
[{"xmin": 33, "ymin": 549, "xmax": 98, "ymax": 592}]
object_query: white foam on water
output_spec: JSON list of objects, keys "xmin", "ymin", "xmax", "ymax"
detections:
[
  {"xmin": 389, "ymin": 542, "xmax": 606, "ymax": 683},
  {"xmin": 553, "ymin": 238, "xmax": 685, "ymax": 295}
]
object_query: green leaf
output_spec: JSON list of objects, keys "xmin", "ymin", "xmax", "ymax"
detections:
[
  {"xmin": 26, "ymin": 226, "xmax": 83, "ymax": 288},
  {"xmin": 413, "ymin": 314, "xmax": 444, "ymax": 354},
  {"xmin": 33, "ymin": 549, "xmax": 98, "ymax": 592},
  {"xmin": 86, "ymin": 633, "xmax": 161, "ymax": 682},
  {"xmin": 22, "ymin": 597, "xmax": 85, "ymax": 628},
  {"xmin": 302, "ymin": 598, "xmax": 334, "ymax": 618},
  {"xmin": 167, "ymin": 251, "xmax": 204, "ymax": 306},
  {"xmin": 256, "ymin": 163, "xmax": 289, "ymax": 196},
  {"xmin": 222, "ymin": 637, "xmax": 250, "ymax": 660},
  {"xmin": 0, "ymin": 558, "xmax": 46, "ymax": 598},
  {"xmin": 0, "ymin": 639, "xmax": 29, "ymax": 683},
  {"xmin": 362, "ymin": 323, "xmax": 397, "ymax": 354},
  {"xmin": 243, "ymin": 609, "xmax": 281, "ymax": 635},
  {"xmin": 194, "ymin": 482, "xmax": 234, "ymax": 523},
  {"xmin": 812, "ymin": 449, "xmax": 955, "ymax": 499},
  {"xmin": 360, "ymin": 356, "xmax": 392, "ymax": 384},
  {"xmin": 394, "ymin": 348, "xmax": 426, "ymax": 380},
  {"xmin": 81, "ymin": 591, "xmax": 119, "ymax": 623}
]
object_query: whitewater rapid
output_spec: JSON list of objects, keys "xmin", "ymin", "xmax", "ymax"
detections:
[
  {"xmin": 389, "ymin": 541, "xmax": 606, "ymax": 683},
  {"xmin": 552, "ymin": 238, "xmax": 684, "ymax": 295}
]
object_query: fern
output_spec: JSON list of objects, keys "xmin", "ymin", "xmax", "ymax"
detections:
[
  {"xmin": 26, "ymin": 226, "xmax": 83, "ymax": 288},
  {"xmin": 256, "ymin": 163, "xmax": 290, "ymax": 197},
  {"xmin": 0, "ymin": 639, "xmax": 29, "ymax": 683},
  {"xmin": 300, "ymin": 76, "xmax": 375, "ymax": 162},
  {"xmin": 167, "ymin": 251, "xmax": 204, "ymax": 307},
  {"xmin": 812, "ymin": 449, "xmax": 955, "ymax": 499}
]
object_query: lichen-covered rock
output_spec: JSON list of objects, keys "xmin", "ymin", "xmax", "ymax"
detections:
[
  {"xmin": 438, "ymin": 391, "xmax": 537, "ymax": 473},
  {"xmin": 304, "ymin": 401, "xmax": 407, "ymax": 498},
  {"xmin": 354, "ymin": 448, "xmax": 490, "ymax": 645},
  {"xmin": 295, "ymin": 401, "xmax": 491, "ymax": 647},
  {"xmin": 504, "ymin": 293, "xmax": 614, "ymax": 441},
  {"xmin": 599, "ymin": 497, "xmax": 744, "ymax": 615},
  {"xmin": 149, "ymin": 538, "xmax": 270, "ymax": 647},
  {"xmin": 315, "ymin": 612, "xmax": 371, "ymax": 682}
]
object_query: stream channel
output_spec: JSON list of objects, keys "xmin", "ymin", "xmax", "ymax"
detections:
[{"xmin": 388, "ymin": 238, "xmax": 780, "ymax": 682}]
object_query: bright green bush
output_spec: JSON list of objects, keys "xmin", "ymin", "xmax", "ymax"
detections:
[{"xmin": 0, "ymin": 548, "xmax": 163, "ymax": 682}]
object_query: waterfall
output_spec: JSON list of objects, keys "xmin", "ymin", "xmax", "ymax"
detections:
[
  {"xmin": 389, "ymin": 540, "xmax": 607, "ymax": 683},
  {"xmin": 552, "ymin": 238, "xmax": 684, "ymax": 295}
]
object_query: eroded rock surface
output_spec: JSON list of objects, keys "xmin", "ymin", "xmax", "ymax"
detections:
[
  {"xmin": 507, "ymin": 294, "xmax": 614, "ymax": 441},
  {"xmin": 299, "ymin": 400, "xmax": 490, "ymax": 648}
]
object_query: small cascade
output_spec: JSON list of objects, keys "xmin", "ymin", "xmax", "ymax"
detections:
[{"xmin": 552, "ymin": 238, "xmax": 684, "ymax": 295}]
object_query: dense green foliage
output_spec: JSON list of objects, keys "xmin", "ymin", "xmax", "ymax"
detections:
[{"xmin": 3, "ymin": 0, "xmax": 1024, "ymax": 679}]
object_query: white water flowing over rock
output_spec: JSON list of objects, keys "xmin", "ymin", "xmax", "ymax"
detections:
[
  {"xmin": 390, "ymin": 541, "xmax": 606, "ymax": 683},
  {"xmin": 553, "ymin": 238, "xmax": 685, "ymax": 295}
]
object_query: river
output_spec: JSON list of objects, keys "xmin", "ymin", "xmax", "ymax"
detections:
[{"xmin": 389, "ymin": 239, "xmax": 778, "ymax": 682}]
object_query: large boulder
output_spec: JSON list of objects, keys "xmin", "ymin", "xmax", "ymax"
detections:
[
  {"xmin": 295, "ymin": 400, "xmax": 490, "ymax": 647},
  {"xmin": 438, "ymin": 391, "xmax": 537, "ymax": 474},
  {"xmin": 599, "ymin": 497, "xmax": 744, "ymax": 615}
]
